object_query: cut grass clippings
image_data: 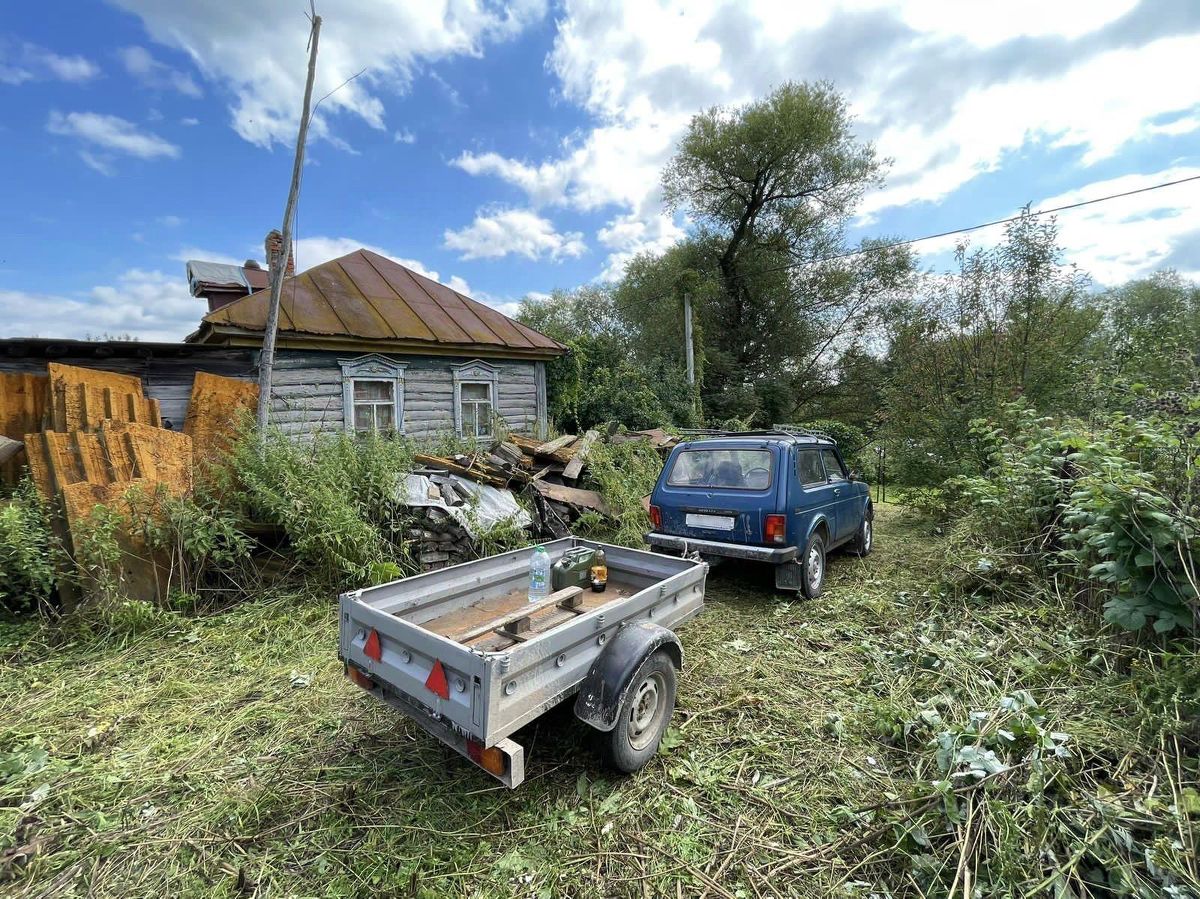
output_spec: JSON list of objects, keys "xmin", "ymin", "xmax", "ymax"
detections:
[{"xmin": 0, "ymin": 504, "xmax": 1196, "ymax": 897}]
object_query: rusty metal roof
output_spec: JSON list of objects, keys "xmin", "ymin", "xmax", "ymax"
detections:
[{"xmin": 194, "ymin": 249, "xmax": 565, "ymax": 357}]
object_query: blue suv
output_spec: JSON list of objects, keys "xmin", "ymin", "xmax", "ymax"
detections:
[{"xmin": 645, "ymin": 430, "xmax": 873, "ymax": 597}]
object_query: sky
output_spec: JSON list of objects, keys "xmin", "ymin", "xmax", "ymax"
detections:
[{"xmin": 1, "ymin": 0, "xmax": 1198, "ymax": 342}]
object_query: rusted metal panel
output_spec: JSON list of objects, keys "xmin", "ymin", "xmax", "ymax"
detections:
[
  {"xmin": 410, "ymin": 271, "xmax": 505, "ymax": 346},
  {"xmin": 306, "ymin": 261, "xmax": 394, "ymax": 339},
  {"xmin": 201, "ymin": 249, "xmax": 566, "ymax": 356},
  {"xmin": 340, "ymin": 252, "xmax": 434, "ymax": 341},
  {"xmin": 374, "ymin": 261, "xmax": 475, "ymax": 344}
]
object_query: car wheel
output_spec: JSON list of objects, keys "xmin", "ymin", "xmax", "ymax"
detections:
[
  {"xmin": 801, "ymin": 532, "xmax": 826, "ymax": 599},
  {"xmin": 601, "ymin": 650, "xmax": 677, "ymax": 775},
  {"xmin": 852, "ymin": 515, "xmax": 874, "ymax": 557}
]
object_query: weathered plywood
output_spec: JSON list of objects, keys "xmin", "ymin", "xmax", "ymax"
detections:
[
  {"xmin": 0, "ymin": 372, "xmax": 49, "ymax": 485},
  {"xmin": 47, "ymin": 363, "xmax": 156, "ymax": 432},
  {"xmin": 184, "ymin": 371, "xmax": 258, "ymax": 465}
]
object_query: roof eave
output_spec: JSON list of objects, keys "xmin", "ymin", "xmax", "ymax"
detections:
[{"xmin": 193, "ymin": 324, "xmax": 568, "ymax": 360}]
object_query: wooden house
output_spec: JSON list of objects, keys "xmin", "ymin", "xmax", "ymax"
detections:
[{"xmin": 185, "ymin": 246, "xmax": 566, "ymax": 439}]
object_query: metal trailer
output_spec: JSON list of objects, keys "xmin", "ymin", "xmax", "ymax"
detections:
[{"xmin": 338, "ymin": 537, "xmax": 708, "ymax": 787}]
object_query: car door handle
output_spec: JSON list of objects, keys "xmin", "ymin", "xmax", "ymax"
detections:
[{"xmin": 833, "ymin": 488, "xmax": 842, "ymax": 496}]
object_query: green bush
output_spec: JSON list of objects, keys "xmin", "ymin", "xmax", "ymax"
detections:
[
  {"xmin": 121, "ymin": 483, "xmax": 253, "ymax": 601},
  {"xmin": 224, "ymin": 429, "xmax": 417, "ymax": 586},
  {"xmin": 0, "ymin": 479, "xmax": 65, "ymax": 613},
  {"xmin": 577, "ymin": 437, "xmax": 664, "ymax": 546},
  {"xmin": 947, "ymin": 405, "xmax": 1198, "ymax": 634}
]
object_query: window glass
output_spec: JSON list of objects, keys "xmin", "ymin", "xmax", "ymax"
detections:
[
  {"xmin": 354, "ymin": 405, "xmax": 373, "ymax": 432},
  {"xmin": 354, "ymin": 380, "xmax": 391, "ymax": 401},
  {"xmin": 821, "ymin": 448, "xmax": 846, "ymax": 480},
  {"xmin": 666, "ymin": 449, "xmax": 773, "ymax": 489},
  {"xmin": 797, "ymin": 449, "xmax": 825, "ymax": 485},
  {"xmin": 351, "ymin": 379, "xmax": 396, "ymax": 433},
  {"xmin": 459, "ymin": 381, "xmax": 493, "ymax": 439}
]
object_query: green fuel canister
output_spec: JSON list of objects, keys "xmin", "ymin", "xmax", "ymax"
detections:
[{"xmin": 551, "ymin": 547, "xmax": 606, "ymax": 591}]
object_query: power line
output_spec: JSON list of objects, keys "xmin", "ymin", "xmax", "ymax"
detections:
[{"xmin": 775, "ymin": 172, "xmax": 1200, "ymax": 271}]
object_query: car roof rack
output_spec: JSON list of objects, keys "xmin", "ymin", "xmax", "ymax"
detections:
[{"xmin": 675, "ymin": 425, "xmax": 835, "ymax": 444}]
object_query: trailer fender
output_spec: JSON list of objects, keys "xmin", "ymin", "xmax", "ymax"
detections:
[{"xmin": 573, "ymin": 621, "xmax": 682, "ymax": 732}]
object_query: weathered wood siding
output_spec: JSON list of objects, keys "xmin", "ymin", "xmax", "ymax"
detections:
[
  {"xmin": 269, "ymin": 350, "xmax": 545, "ymax": 439},
  {"xmin": 0, "ymin": 345, "xmax": 257, "ymax": 430}
]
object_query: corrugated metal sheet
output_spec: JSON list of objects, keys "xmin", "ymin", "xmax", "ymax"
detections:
[{"xmin": 201, "ymin": 249, "xmax": 565, "ymax": 355}]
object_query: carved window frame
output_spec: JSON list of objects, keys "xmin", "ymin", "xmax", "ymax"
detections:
[
  {"xmin": 452, "ymin": 359, "xmax": 498, "ymax": 439},
  {"xmin": 338, "ymin": 354, "xmax": 406, "ymax": 434}
]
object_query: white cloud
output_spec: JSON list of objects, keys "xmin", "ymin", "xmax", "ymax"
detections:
[
  {"xmin": 0, "ymin": 41, "xmax": 100, "ymax": 84},
  {"xmin": 180, "ymin": 117, "xmax": 200, "ymax": 126},
  {"xmin": 110, "ymin": 0, "xmax": 548, "ymax": 148},
  {"xmin": 118, "ymin": 45, "xmax": 202, "ymax": 97},
  {"xmin": 78, "ymin": 151, "xmax": 115, "ymax": 177},
  {"xmin": 157, "ymin": 214, "xmax": 185, "ymax": 228},
  {"xmin": 0, "ymin": 270, "xmax": 204, "ymax": 342},
  {"xmin": 443, "ymin": 208, "xmax": 587, "ymax": 261},
  {"xmin": 452, "ymin": 0, "xmax": 1200, "ymax": 280},
  {"xmin": 1035, "ymin": 168, "xmax": 1200, "ymax": 285},
  {"xmin": 173, "ymin": 247, "xmax": 245, "ymax": 267},
  {"xmin": 394, "ymin": 129, "xmax": 416, "ymax": 144},
  {"xmin": 47, "ymin": 111, "xmax": 180, "ymax": 168}
]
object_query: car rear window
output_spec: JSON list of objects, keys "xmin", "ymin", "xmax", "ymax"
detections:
[
  {"xmin": 797, "ymin": 449, "xmax": 825, "ymax": 485},
  {"xmin": 666, "ymin": 449, "xmax": 773, "ymax": 489}
]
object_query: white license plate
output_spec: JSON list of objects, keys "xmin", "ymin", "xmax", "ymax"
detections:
[{"xmin": 686, "ymin": 513, "xmax": 736, "ymax": 531}]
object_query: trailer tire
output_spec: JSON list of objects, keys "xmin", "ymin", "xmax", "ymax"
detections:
[{"xmin": 601, "ymin": 650, "xmax": 677, "ymax": 774}]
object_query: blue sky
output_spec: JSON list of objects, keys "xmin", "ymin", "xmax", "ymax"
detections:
[{"xmin": 2, "ymin": 0, "xmax": 1199, "ymax": 341}]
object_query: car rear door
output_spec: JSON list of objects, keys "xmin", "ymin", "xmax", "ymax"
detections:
[
  {"xmin": 794, "ymin": 446, "xmax": 840, "ymax": 540},
  {"xmin": 819, "ymin": 446, "xmax": 857, "ymax": 541},
  {"xmin": 656, "ymin": 444, "xmax": 781, "ymax": 545}
]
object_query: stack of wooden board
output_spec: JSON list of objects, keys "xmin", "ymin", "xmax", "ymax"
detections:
[{"xmin": 10, "ymin": 365, "xmax": 256, "ymax": 606}]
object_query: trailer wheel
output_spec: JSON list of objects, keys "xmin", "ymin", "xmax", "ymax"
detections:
[{"xmin": 601, "ymin": 650, "xmax": 677, "ymax": 774}]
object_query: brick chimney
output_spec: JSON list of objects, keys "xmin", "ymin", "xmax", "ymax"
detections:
[{"xmin": 265, "ymin": 229, "xmax": 295, "ymax": 281}]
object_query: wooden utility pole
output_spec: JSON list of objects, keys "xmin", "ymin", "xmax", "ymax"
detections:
[
  {"xmin": 257, "ymin": 11, "xmax": 322, "ymax": 431},
  {"xmin": 683, "ymin": 292, "xmax": 695, "ymax": 385}
]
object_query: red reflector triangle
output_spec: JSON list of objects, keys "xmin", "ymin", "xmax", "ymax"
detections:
[
  {"xmin": 363, "ymin": 629, "xmax": 382, "ymax": 662},
  {"xmin": 425, "ymin": 659, "xmax": 450, "ymax": 700}
]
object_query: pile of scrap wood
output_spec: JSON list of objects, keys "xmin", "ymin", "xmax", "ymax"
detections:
[
  {"xmin": 1, "ymin": 364, "xmax": 257, "ymax": 607},
  {"xmin": 413, "ymin": 427, "xmax": 679, "ymax": 540},
  {"xmin": 402, "ymin": 469, "xmax": 532, "ymax": 570}
]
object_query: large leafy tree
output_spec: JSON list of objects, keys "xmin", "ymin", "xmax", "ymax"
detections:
[
  {"xmin": 1095, "ymin": 271, "xmax": 1200, "ymax": 397},
  {"xmin": 517, "ymin": 287, "xmax": 698, "ymax": 432},
  {"xmin": 881, "ymin": 213, "xmax": 1098, "ymax": 482},
  {"xmin": 643, "ymin": 80, "xmax": 913, "ymax": 422}
]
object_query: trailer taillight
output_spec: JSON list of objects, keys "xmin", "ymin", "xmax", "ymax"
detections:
[
  {"xmin": 346, "ymin": 665, "xmax": 375, "ymax": 691},
  {"xmin": 466, "ymin": 739, "xmax": 508, "ymax": 776},
  {"xmin": 649, "ymin": 504, "xmax": 662, "ymax": 529},
  {"xmin": 764, "ymin": 514, "xmax": 787, "ymax": 545}
]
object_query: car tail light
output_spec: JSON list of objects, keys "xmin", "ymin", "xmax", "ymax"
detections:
[
  {"xmin": 466, "ymin": 739, "xmax": 508, "ymax": 776},
  {"xmin": 764, "ymin": 514, "xmax": 787, "ymax": 545},
  {"xmin": 649, "ymin": 504, "xmax": 662, "ymax": 529},
  {"xmin": 346, "ymin": 665, "xmax": 374, "ymax": 691}
]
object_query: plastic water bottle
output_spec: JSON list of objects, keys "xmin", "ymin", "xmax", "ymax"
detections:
[{"xmin": 528, "ymin": 546, "xmax": 551, "ymax": 603}]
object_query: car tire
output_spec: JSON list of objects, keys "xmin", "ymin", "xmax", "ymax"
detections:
[
  {"xmin": 851, "ymin": 514, "xmax": 874, "ymax": 557},
  {"xmin": 800, "ymin": 532, "xmax": 826, "ymax": 599},
  {"xmin": 601, "ymin": 650, "xmax": 677, "ymax": 775}
]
